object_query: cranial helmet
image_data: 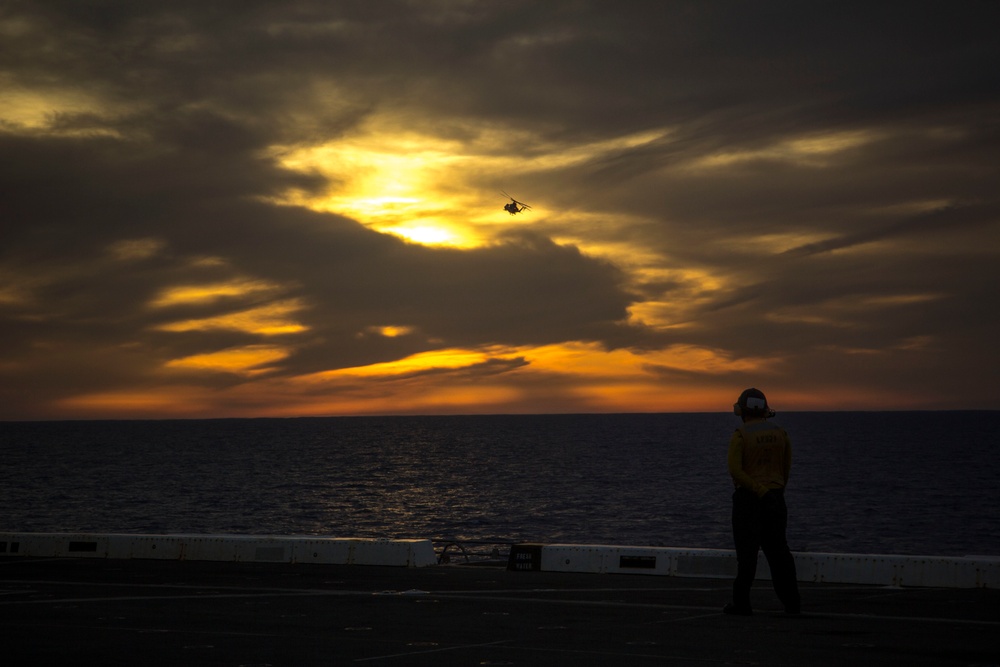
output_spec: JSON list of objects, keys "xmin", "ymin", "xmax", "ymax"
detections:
[{"xmin": 733, "ymin": 387, "xmax": 775, "ymax": 418}]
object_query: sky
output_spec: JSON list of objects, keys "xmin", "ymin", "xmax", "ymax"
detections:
[{"xmin": 2, "ymin": 1, "xmax": 999, "ymax": 420}]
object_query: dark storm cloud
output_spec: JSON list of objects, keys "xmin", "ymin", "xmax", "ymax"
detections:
[
  {"xmin": 784, "ymin": 203, "xmax": 998, "ymax": 256},
  {"xmin": 2, "ymin": 0, "xmax": 999, "ymax": 416},
  {"xmin": 0, "ymin": 124, "xmax": 637, "ymax": 413}
]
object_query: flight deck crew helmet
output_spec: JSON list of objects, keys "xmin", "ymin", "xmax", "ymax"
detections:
[{"xmin": 733, "ymin": 387, "xmax": 776, "ymax": 418}]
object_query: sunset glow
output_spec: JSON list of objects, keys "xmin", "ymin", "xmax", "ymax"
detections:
[
  {"xmin": 155, "ymin": 301, "xmax": 308, "ymax": 336},
  {"xmin": 2, "ymin": 3, "xmax": 998, "ymax": 419},
  {"xmin": 165, "ymin": 345, "xmax": 290, "ymax": 375}
]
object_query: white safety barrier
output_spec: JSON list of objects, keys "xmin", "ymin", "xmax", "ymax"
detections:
[
  {"xmin": 0, "ymin": 532, "xmax": 437, "ymax": 568},
  {"xmin": 507, "ymin": 543, "xmax": 1000, "ymax": 588},
  {"xmin": 4, "ymin": 533, "xmax": 996, "ymax": 586}
]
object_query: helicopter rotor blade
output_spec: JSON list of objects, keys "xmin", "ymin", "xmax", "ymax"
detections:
[{"xmin": 500, "ymin": 190, "xmax": 531, "ymax": 211}]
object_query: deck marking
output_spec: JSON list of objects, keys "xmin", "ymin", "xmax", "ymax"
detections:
[
  {"xmin": 353, "ymin": 639, "xmax": 512, "ymax": 662},
  {"xmin": 3, "ymin": 579, "xmax": 997, "ymax": 628},
  {"xmin": 425, "ymin": 593, "xmax": 1000, "ymax": 627}
]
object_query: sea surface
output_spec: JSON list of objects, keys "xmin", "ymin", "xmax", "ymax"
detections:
[{"xmin": 1, "ymin": 412, "xmax": 997, "ymax": 557}]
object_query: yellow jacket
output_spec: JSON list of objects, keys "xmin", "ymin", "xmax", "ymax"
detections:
[{"xmin": 727, "ymin": 418, "xmax": 792, "ymax": 497}]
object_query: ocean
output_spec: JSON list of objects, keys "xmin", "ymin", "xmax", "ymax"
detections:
[{"xmin": 1, "ymin": 412, "xmax": 997, "ymax": 557}]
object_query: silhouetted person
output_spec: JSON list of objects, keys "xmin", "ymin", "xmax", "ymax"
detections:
[{"xmin": 724, "ymin": 388, "xmax": 801, "ymax": 616}]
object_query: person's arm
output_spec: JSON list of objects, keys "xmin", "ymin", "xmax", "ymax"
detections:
[
  {"xmin": 727, "ymin": 431, "xmax": 767, "ymax": 496},
  {"xmin": 782, "ymin": 434, "xmax": 792, "ymax": 486}
]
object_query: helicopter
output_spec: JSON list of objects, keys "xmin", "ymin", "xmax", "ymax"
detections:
[{"xmin": 501, "ymin": 191, "xmax": 532, "ymax": 215}]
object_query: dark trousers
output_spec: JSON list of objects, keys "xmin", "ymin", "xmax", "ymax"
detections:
[{"xmin": 731, "ymin": 488, "xmax": 800, "ymax": 612}]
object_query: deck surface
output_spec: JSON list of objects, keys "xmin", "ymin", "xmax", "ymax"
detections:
[{"xmin": 1, "ymin": 556, "xmax": 997, "ymax": 666}]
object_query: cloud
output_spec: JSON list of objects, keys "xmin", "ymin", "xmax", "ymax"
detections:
[
  {"xmin": 784, "ymin": 203, "xmax": 999, "ymax": 256},
  {"xmin": 2, "ymin": 1, "xmax": 1000, "ymax": 417},
  {"xmin": 0, "ymin": 120, "xmax": 642, "ymax": 416}
]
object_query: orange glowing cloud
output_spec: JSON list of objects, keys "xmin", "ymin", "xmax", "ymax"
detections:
[
  {"xmin": 154, "ymin": 300, "xmax": 308, "ymax": 336},
  {"xmin": 308, "ymin": 347, "xmax": 511, "ymax": 380},
  {"xmin": 165, "ymin": 345, "xmax": 290, "ymax": 375},
  {"xmin": 150, "ymin": 279, "xmax": 287, "ymax": 307}
]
